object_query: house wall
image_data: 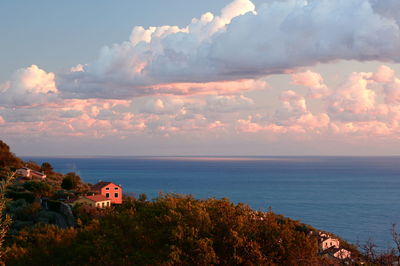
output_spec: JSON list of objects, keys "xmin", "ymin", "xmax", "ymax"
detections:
[
  {"xmin": 17, "ymin": 168, "xmax": 46, "ymax": 179},
  {"xmin": 31, "ymin": 172, "xmax": 46, "ymax": 180},
  {"xmin": 17, "ymin": 168, "xmax": 31, "ymax": 178},
  {"xmin": 321, "ymin": 238, "xmax": 340, "ymax": 250},
  {"xmin": 100, "ymin": 184, "xmax": 122, "ymax": 204},
  {"xmin": 73, "ymin": 198, "xmax": 111, "ymax": 208},
  {"xmin": 73, "ymin": 198, "xmax": 96, "ymax": 207},
  {"xmin": 95, "ymin": 200, "xmax": 111, "ymax": 208},
  {"xmin": 334, "ymin": 249, "xmax": 351, "ymax": 259}
]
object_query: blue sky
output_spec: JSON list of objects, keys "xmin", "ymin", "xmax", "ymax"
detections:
[{"xmin": 2, "ymin": 0, "xmax": 400, "ymax": 156}]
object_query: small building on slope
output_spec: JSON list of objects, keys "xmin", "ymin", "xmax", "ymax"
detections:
[
  {"xmin": 17, "ymin": 167, "xmax": 46, "ymax": 180},
  {"xmin": 91, "ymin": 181, "xmax": 122, "ymax": 204},
  {"xmin": 73, "ymin": 195, "xmax": 111, "ymax": 208}
]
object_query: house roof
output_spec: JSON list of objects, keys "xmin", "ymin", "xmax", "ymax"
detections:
[
  {"xmin": 31, "ymin": 170, "xmax": 46, "ymax": 177},
  {"xmin": 84, "ymin": 195, "xmax": 110, "ymax": 202},
  {"xmin": 322, "ymin": 246, "xmax": 346, "ymax": 255},
  {"xmin": 91, "ymin": 181, "xmax": 121, "ymax": 191},
  {"xmin": 18, "ymin": 168, "xmax": 46, "ymax": 177}
]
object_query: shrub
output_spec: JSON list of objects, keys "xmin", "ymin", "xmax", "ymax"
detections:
[
  {"xmin": 6, "ymin": 191, "xmax": 35, "ymax": 203},
  {"xmin": 61, "ymin": 173, "xmax": 81, "ymax": 190},
  {"xmin": 47, "ymin": 200, "xmax": 62, "ymax": 212},
  {"xmin": 23, "ymin": 181, "xmax": 53, "ymax": 197}
]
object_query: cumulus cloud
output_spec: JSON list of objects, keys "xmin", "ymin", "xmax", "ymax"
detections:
[
  {"xmin": 372, "ymin": 65, "xmax": 395, "ymax": 83},
  {"xmin": 206, "ymin": 95, "xmax": 254, "ymax": 112},
  {"xmin": 0, "ymin": 65, "xmax": 58, "ymax": 106},
  {"xmin": 383, "ymin": 79, "xmax": 400, "ymax": 105},
  {"xmin": 138, "ymin": 98, "xmax": 185, "ymax": 114},
  {"xmin": 274, "ymin": 90, "xmax": 308, "ymax": 122},
  {"xmin": 328, "ymin": 72, "xmax": 376, "ymax": 121},
  {"xmin": 57, "ymin": 0, "xmax": 400, "ymax": 99},
  {"xmin": 291, "ymin": 70, "xmax": 330, "ymax": 99},
  {"xmin": 6, "ymin": 0, "xmax": 400, "ymax": 149}
]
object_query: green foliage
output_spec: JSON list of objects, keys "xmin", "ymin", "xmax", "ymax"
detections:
[
  {"xmin": 23, "ymin": 181, "xmax": 53, "ymax": 198},
  {"xmin": 61, "ymin": 173, "xmax": 81, "ymax": 190},
  {"xmin": 138, "ymin": 193, "xmax": 147, "ymax": 202},
  {"xmin": 5, "ymin": 191, "xmax": 35, "ymax": 204},
  {"xmin": 24, "ymin": 161, "xmax": 41, "ymax": 171},
  {"xmin": 6, "ymin": 225, "xmax": 77, "ymax": 265},
  {"xmin": 47, "ymin": 200, "xmax": 62, "ymax": 212},
  {"xmin": 5, "ymin": 194, "xmax": 324, "ymax": 265},
  {"xmin": 40, "ymin": 162, "xmax": 53, "ymax": 175},
  {"xmin": 0, "ymin": 171, "xmax": 15, "ymax": 263},
  {"xmin": 13, "ymin": 202, "xmax": 41, "ymax": 222}
]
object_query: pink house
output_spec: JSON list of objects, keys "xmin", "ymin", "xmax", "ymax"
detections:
[{"xmin": 91, "ymin": 181, "xmax": 122, "ymax": 204}]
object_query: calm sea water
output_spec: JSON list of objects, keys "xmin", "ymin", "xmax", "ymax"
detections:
[{"xmin": 23, "ymin": 156, "xmax": 400, "ymax": 248}]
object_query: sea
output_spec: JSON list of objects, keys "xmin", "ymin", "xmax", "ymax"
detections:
[{"xmin": 22, "ymin": 156, "xmax": 400, "ymax": 249}]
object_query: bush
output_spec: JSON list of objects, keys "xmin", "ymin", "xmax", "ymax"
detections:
[
  {"xmin": 23, "ymin": 181, "xmax": 53, "ymax": 197},
  {"xmin": 13, "ymin": 202, "xmax": 42, "ymax": 221},
  {"xmin": 0, "ymin": 140, "xmax": 23, "ymax": 169},
  {"xmin": 40, "ymin": 162, "xmax": 53, "ymax": 175},
  {"xmin": 6, "ymin": 191, "xmax": 35, "ymax": 203},
  {"xmin": 61, "ymin": 173, "xmax": 81, "ymax": 190},
  {"xmin": 47, "ymin": 200, "xmax": 62, "ymax": 212}
]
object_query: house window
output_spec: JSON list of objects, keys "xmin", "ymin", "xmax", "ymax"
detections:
[
  {"xmin": 107, "ymin": 202, "xmax": 110, "ymax": 206},
  {"xmin": 106, "ymin": 193, "xmax": 110, "ymax": 198},
  {"xmin": 114, "ymin": 192, "xmax": 119, "ymax": 198},
  {"xmin": 105, "ymin": 187, "xmax": 110, "ymax": 190},
  {"xmin": 114, "ymin": 187, "xmax": 118, "ymax": 190},
  {"xmin": 102, "ymin": 202, "xmax": 105, "ymax": 208}
]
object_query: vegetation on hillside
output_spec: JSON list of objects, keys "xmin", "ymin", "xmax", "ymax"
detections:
[
  {"xmin": 5, "ymin": 194, "xmax": 342, "ymax": 265},
  {"xmin": 0, "ymin": 139, "xmax": 399, "ymax": 265}
]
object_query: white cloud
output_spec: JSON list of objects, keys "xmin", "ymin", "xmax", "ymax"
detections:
[
  {"xmin": 138, "ymin": 98, "xmax": 185, "ymax": 114},
  {"xmin": 206, "ymin": 95, "xmax": 254, "ymax": 112},
  {"xmin": 274, "ymin": 90, "xmax": 308, "ymax": 122},
  {"xmin": 0, "ymin": 65, "xmax": 58, "ymax": 106},
  {"xmin": 328, "ymin": 72, "xmax": 376, "ymax": 121},
  {"xmin": 291, "ymin": 70, "xmax": 330, "ymax": 99},
  {"xmin": 58, "ymin": 0, "xmax": 400, "ymax": 99}
]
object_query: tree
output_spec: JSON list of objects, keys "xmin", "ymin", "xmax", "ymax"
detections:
[
  {"xmin": 40, "ymin": 162, "xmax": 53, "ymax": 175},
  {"xmin": 0, "ymin": 141, "xmax": 23, "ymax": 169},
  {"xmin": 61, "ymin": 173, "xmax": 81, "ymax": 190},
  {"xmin": 0, "ymin": 171, "xmax": 15, "ymax": 262},
  {"xmin": 25, "ymin": 161, "xmax": 41, "ymax": 171},
  {"xmin": 391, "ymin": 224, "xmax": 400, "ymax": 264},
  {"xmin": 23, "ymin": 181, "xmax": 53, "ymax": 198}
]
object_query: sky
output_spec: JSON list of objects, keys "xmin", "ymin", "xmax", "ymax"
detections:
[{"xmin": 2, "ymin": 0, "xmax": 400, "ymax": 156}]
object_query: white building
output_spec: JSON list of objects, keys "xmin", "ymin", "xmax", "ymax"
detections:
[
  {"xmin": 321, "ymin": 237, "xmax": 340, "ymax": 250},
  {"xmin": 333, "ymin": 249, "xmax": 352, "ymax": 260},
  {"xmin": 17, "ymin": 167, "xmax": 46, "ymax": 180},
  {"xmin": 318, "ymin": 232, "xmax": 351, "ymax": 260}
]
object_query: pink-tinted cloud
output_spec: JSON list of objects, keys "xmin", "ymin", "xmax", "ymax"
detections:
[
  {"xmin": 372, "ymin": 65, "xmax": 395, "ymax": 83},
  {"xmin": 149, "ymin": 79, "xmax": 267, "ymax": 96},
  {"xmin": 329, "ymin": 72, "xmax": 376, "ymax": 120},
  {"xmin": 291, "ymin": 70, "xmax": 330, "ymax": 99},
  {"xmin": 0, "ymin": 65, "xmax": 58, "ymax": 107},
  {"xmin": 56, "ymin": 0, "xmax": 400, "ymax": 99},
  {"xmin": 4, "ymin": 62, "xmax": 400, "ymax": 151}
]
